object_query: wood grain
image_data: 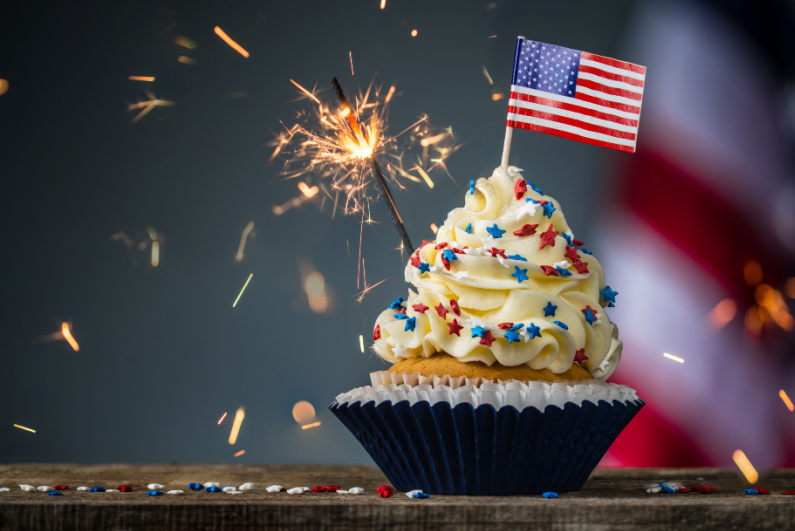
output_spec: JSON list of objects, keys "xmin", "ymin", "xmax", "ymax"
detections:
[{"xmin": 0, "ymin": 465, "xmax": 793, "ymax": 530}]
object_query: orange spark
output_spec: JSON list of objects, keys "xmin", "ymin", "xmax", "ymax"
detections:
[
  {"xmin": 413, "ymin": 165, "xmax": 434, "ymax": 189},
  {"xmin": 420, "ymin": 132, "xmax": 448, "ymax": 147},
  {"xmin": 235, "ymin": 221, "xmax": 255, "ymax": 262},
  {"xmin": 61, "ymin": 322, "xmax": 79, "ymax": 352},
  {"xmin": 177, "ymin": 56, "xmax": 199, "ymax": 65},
  {"xmin": 706, "ymin": 298, "xmax": 736, "ymax": 331},
  {"xmin": 481, "ymin": 66, "xmax": 493, "ymax": 85},
  {"xmin": 13, "ymin": 424, "xmax": 36, "ymax": 433},
  {"xmin": 411, "ymin": 29, "xmax": 418, "ymax": 37},
  {"xmin": 233, "ymin": 449, "xmax": 246, "ymax": 457},
  {"xmin": 380, "ymin": 0, "xmax": 386, "ymax": 8},
  {"xmin": 785, "ymin": 277, "xmax": 795, "ymax": 299},
  {"xmin": 228, "ymin": 407, "xmax": 245, "ymax": 444},
  {"xmin": 349, "ymin": 51, "xmax": 355, "ymax": 76},
  {"xmin": 0, "ymin": 79, "xmax": 8, "ymax": 96},
  {"xmin": 151, "ymin": 240, "xmax": 160, "ymax": 267},
  {"xmin": 385, "ymin": 85, "xmax": 396, "ymax": 103},
  {"xmin": 780, "ymin": 390, "xmax": 794, "ymax": 412},
  {"xmin": 128, "ymin": 76, "xmax": 155, "ymax": 82},
  {"xmin": 301, "ymin": 421, "xmax": 321, "ymax": 430},
  {"xmin": 174, "ymin": 35, "xmax": 197, "ymax": 49},
  {"xmin": 743, "ymin": 259, "xmax": 763, "ymax": 286},
  {"xmin": 289, "ymin": 79, "xmax": 321, "ymax": 105},
  {"xmin": 492, "ymin": 93, "xmax": 505, "ymax": 101},
  {"xmin": 217, "ymin": 412, "xmax": 228, "ymax": 425},
  {"xmin": 732, "ymin": 450, "xmax": 758, "ymax": 484},
  {"xmin": 298, "ymin": 182, "xmax": 319, "ymax": 198},
  {"xmin": 430, "ymin": 223, "xmax": 439, "ymax": 234},
  {"xmin": 213, "ymin": 26, "xmax": 249, "ymax": 58}
]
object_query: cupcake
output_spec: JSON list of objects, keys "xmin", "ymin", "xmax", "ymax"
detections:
[{"xmin": 330, "ymin": 165, "xmax": 643, "ymax": 495}]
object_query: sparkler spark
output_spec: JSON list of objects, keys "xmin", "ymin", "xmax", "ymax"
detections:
[
  {"xmin": 61, "ymin": 322, "xmax": 80, "ymax": 352},
  {"xmin": 359, "ymin": 334, "xmax": 365, "ymax": 353},
  {"xmin": 217, "ymin": 412, "xmax": 228, "ymax": 425},
  {"xmin": 13, "ymin": 424, "xmax": 36, "ymax": 433},
  {"xmin": 228, "ymin": 407, "xmax": 245, "ymax": 444},
  {"xmin": 380, "ymin": 0, "xmax": 386, "ymax": 8},
  {"xmin": 662, "ymin": 352, "xmax": 684, "ymax": 363},
  {"xmin": 235, "ymin": 221, "xmax": 255, "ymax": 262},
  {"xmin": 128, "ymin": 76, "xmax": 155, "ymax": 82},
  {"xmin": 411, "ymin": 29, "xmax": 418, "ymax": 37},
  {"xmin": 128, "ymin": 92, "xmax": 175, "ymax": 123},
  {"xmin": 301, "ymin": 421, "xmax": 321, "ymax": 430},
  {"xmin": 232, "ymin": 273, "xmax": 253, "ymax": 307},
  {"xmin": 234, "ymin": 449, "xmax": 246, "ymax": 457},
  {"xmin": 732, "ymin": 449, "xmax": 758, "ymax": 484},
  {"xmin": 213, "ymin": 26, "xmax": 249, "ymax": 58},
  {"xmin": 780, "ymin": 390, "xmax": 794, "ymax": 412},
  {"xmin": 177, "ymin": 56, "xmax": 199, "ymax": 65},
  {"xmin": 174, "ymin": 35, "xmax": 197, "ymax": 49},
  {"xmin": 706, "ymin": 298, "xmax": 736, "ymax": 331},
  {"xmin": 0, "ymin": 79, "xmax": 8, "ymax": 96},
  {"xmin": 481, "ymin": 66, "xmax": 493, "ymax": 85},
  {"xmin": 349, "ymin": 51, "xmax": 355, "ymax": 76}
]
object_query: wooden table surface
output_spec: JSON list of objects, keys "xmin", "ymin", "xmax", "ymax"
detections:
[{"xmin": 0, "ymin": 464, "xmax": 793, "ymax": 530}]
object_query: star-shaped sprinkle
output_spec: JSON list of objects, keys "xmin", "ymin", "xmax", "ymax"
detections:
[
  {"xmin": 513, "ymin": 223, "xmax": 538, "ymax": 237},
  {"xmin": 574, "ymin": 349, "xmax": 588, "ymax": 365},
  {"xmin": 373, "ymin": 324, "xmax": 381, "ymax": 340},
  {"xmin": 435, "ymin": 242, "xmax": 448, "ymax": 250},
  {"xmin": 509, "ymin": 323, "xmax": 524, "ymax": 331},
  {"xmin": 448, "ymin": 300, "xmax": 460, "ymax": 316},
  {"xmin": 412, "ymin": 303, "xmax": 429, "ymax": 314},
  {"xmin": 418, "ymin": 262, "xmax": 431, "ymax": 274},
  {"xmin": 389, "ymin": 297, "xmax": 404, "ymax": 310},
  {"xmin": 435, "ymin": 303, "xmax": 448, "ymax": 318},
  {"xmin": 528, "ymin": 181, "xmax": 544, "ymax": 195},
  {"xmin": 556, "ymin": 266, "xmax": 572, "ymax": 276},
  {"xmin": 582, "ymin": 305, "xmax": 598, "ymax": 325},
  {"xmin": 542, "ymin": 202, "xmax": 556, "ymax": 219},
  {"xmin": 512, "ymin": 266, "xmax": 529, "ymax": 283},
  {"xmin": 543, "ymin": 302, "xmax": 557, "ymax": 317},
  {"xmin": 554, "ymin": 320, "xmax": 568, "ymax": 330},
  {"xmin": 572, "ymin": 238, "xmax": 584, "ymax": 246},
  {"xmin": 565, "ymin": 246, "xmax": 581, "ymax": 262},
  {"xmin": 395, "ymin": 307, "xmax": 406, "ymax": 314},
  {"xmin": 479, "ymin": 331, "xmax": 495, "ymax": 346},
  {"xmin": 514, "ymin": 179, "xmax": 527, "ymax": 200},
  {"xmin": 560, "ymin": 232, "xmax": 573, "ymax": 246},
  {"xmin": 573, "ymin": 260, "xmax": 589, "ymax": 274},
  {"xmin": 507, "ymin": 254, "xmax": 527, "ymax": 261},
  {"xmin": 393, "ymin": 345, "xmax": 408, "ymax": 358},
  {"xmin": 469, "ymin": 179, "xmax": 475, "ymax": 195},
  {"xmin": 540, "ymin": 265, "xmax": 559, "ymax": 276},
  {"xmin": 450, "ymin": 270, "xmax": 470, "ymax": 280},
  {"xmin": 580, "ymin": 247, "xmax": 593, "ymax": 255},
  {"xmin": 447, "ymin": 319, "xmax": 463, "ymax": 336},
  {"xmin": 410, "ymin": 253, "xmax": 420, "ymax": 267},
  {"xmin": 498, "ymin": 322, "xmax": 514, "ymax": 329},
  {"xmin": 466, "ymin": 223, "xmax": 472, "ymax": 234},
  {"xmin": 404, "ymin": 317, "xmax": 416, "ymax": 332},
  {"xmin": 504, "ymin": 331, "xmax": 520, "ymax": 343},
  {"xmin": 488, "ymin": 247, "xmax": 507, "ymax": 258},
  {"xmin": 471, "ymin": 326, "xmax": 488, "ymax": 338},
  {"xmin": 486, "ymin": 224, "xmax": 506, "ymax": 239},
  {"xmin": 515, "ymin": 200, "xmax": 540, "ymax": 220},
  {"xmin": 600, "ymin": 286, "xmax": 619, "ymax": 307},
  {"xmin": 452, "ymin": 248, "xmax": 465, "ymax": 255},
  {"xmin": 394, "ymin": 313, "xmax": 408, "ymax": 320},
  {"xmin": 539, "ymin": 225, "xmax": 559, "ymax": 249},
  {"xmin": 527, "ymin": 323, "xmax": 542, "ymax": 339},
  {"xmin": 442, "ymin": 249, "xmax": 457, "ymax": 263}
]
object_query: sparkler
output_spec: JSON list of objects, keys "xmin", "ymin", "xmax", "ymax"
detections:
[{"xmin": 228, "ymin": 407, "xmax": 245, "ymax": 445}]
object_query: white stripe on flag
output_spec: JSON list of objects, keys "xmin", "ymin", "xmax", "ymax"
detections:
[
  {"xmin": 506, "ymin": 112, "xmax": 637, "ymax": 148},
  {"xmin": 509, "ymin": 98, "xmax": 639, "ymax": 133},
  {"xmin": 511, "ymin": 86, "xmax": 641, "ymax": 120},
  {"xmin": 577, "ymin": 71, "xmax": 645, "ymax": 94},
  {"xmin": 579, "ymin": 57, "xmax": 646, "ymax": 80},
  {"xmin": 576, "ymin": 85, "xmax": 643, "ymax": 106}
]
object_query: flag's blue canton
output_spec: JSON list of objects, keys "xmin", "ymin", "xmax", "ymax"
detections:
[{"xmin": 512, "ymin": 39, "xmax": 581, "ymax": 98}]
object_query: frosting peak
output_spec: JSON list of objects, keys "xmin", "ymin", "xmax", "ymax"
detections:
[{"xmin": 373, "ymin": 166, "xmax": 622, "ymax": 380}]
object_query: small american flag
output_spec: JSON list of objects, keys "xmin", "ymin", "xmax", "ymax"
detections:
[{"xmin": 508, "ymin": 37, "xmax": 646, "ymax": 153}]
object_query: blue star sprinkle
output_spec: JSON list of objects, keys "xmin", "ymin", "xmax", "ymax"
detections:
[
  {"xmin": 507, "ymin": 254, "xmax": 527, "ymax": 261},
  {"xmin": 188, "ymin": 483, "xmax": 203, "ymax": 491},
  {"xmin": 561, "ymin": 232, "xmax": 573, "ymax": 246},
  {"xmin": 469, "ymin": 179, "xmax": 475, "ymax": 195},
  {"xmin": 580, "ymin": 247, "xmax": 593, "ymax": 255},
  {"xmin": 486, "ymin": 224, "xmax": 506, "ymax": 239},
  {"xmin": 542, "ymin": 491, "xmax": 559, "ymax": 499},
  {"xmin": 743, "ymin": 489, "xmax": 759, "ymax": 495},
  {"xmin": 556, "ymin": 266, "xmax": 572, "ymax": 276},
  {"xmin": 600, "ymin": 286, "xmax": 619, "ymax": 307},
  {"xmin": 542, "ymin": 202, "xmax": 556, "ymax": 219},
  {"xmin": 543, "ymin": 302, "xmax": 557, "ymax": 317},
  {"xmin": 47, "ymin": 491, "xmax": 63, "ymax": 496},
  {"xmin": 442, "ymin": 249, "xmax": 457, "ymax": 262},
  {"xmin": 511, "ymin": 266, "xmax": 529, "ymax": 283},
  {"xmin": 412, "ymin": 491, "xmax": 431, "ymax": 499},
  {"xmin": 509, "ymin": 323, "xmax": 524, "ymax": 331},
  {"xmin": 554, "ymin": 320, "xmax": 568, "ymax": 330},
  {"xmin": 389, "ymin": 297, "xmax": 404, "ymax": 310},
  {"xmin": 146, "ymin": 490, "xmax": 164, "ymax": 496},
  {"xmin": 528, "ymin": 181, "xmax": 544, "ymax": 195},
  {"xmin": 659, "ymin": 483, "xmax": 677, "ymax": 493},
  {"xmin": 394, "ymin": 313, "xmax": 408, "ymax": 320},
  {"xmin": 418, "ymin": 262, "xmax": 431, "ymax": 274},
  {"xmin": 89, "ymin": 486, "xmax": 106, "ymax": 492},
  {"xmin": 471, "ymin": 326, "xmax": 488, "ymax": 338},
  {"xmin": 205, "ymin": 486, "xmax": 223, "ymax": 493},
  {"xmin": 405, "ymin": 317, "xmax": 416, "ymax": 332},
  {"xmin": 504, "ymin": 331, "xmax": 521, "ymax": 343},
  {"xmin": 466, "ymin": 223, "xmax": 472, "ymax": 234},
  {"xmin": 583, "ymin": 308, "xmax": 596, "ymax": 325},
  {"xmin": 527, "ymin": 323, "xmax": 542, "ymax": 339}
]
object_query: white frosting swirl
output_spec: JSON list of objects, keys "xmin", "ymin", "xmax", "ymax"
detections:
[{"xmin": 373, "ymin": 166, "xmax": 622, "ymax": 380}]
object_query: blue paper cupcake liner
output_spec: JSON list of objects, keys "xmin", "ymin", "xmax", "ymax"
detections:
[{"xmin": 330, "ymin": 395, "xmax": 643, "ymax": 495}]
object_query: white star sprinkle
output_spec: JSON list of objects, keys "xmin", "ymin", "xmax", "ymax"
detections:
[{"xmin": 515, "ymin": 200, "xmax": 541, "ymax": 220}]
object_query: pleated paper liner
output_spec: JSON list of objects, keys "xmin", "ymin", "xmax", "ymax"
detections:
[{"xmin": 330, "ymin": 372, "xmax": 643, "ymax": 495}]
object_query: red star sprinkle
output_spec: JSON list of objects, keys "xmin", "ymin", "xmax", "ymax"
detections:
[
  {"xmin": 373, "ymin": 324, "xmax": 381, "ymax": 341},
  {"xmin": 582, "ymin": 305, "xmax": 598, "ymax": 320},
  {"xmin": 442, "ymin": 258, "xmax": 451, "ymax": 270},
  {"xmin": 396, "ymin": 307, "xmax": 407, "ymax": 314},
  {"xmin": 412, "ymin": 303, "xmax": 429, "ymax": 314},
  {"xmin": 514, "ymin": 179, "xmax": 527, "ymax": 200},
  {"xmin": 537, "ymin": 200, "xmax": 549, "ymax": 205},
  {"xmin": 488, "ymin": 247, "xmax": 507, "ymax": 258},
  {"xmin": 513, "ymin": 224, "xmax": 538, "ymax": 237},
  {"xmin": 754, "ymin": 487, "xmax": 770, "ymax": 495},
  {"xmin": 116, "ymin": 485, "xmax": 132, "ymax": 492},
  {"xmin": 435, "ymin": 303, "xmax": 448, "ymax": 318},
  {"xmin": 783, "ymin": 491, "xmax": 795, "ymax": 495},
  {"xmin": 573, "ymin": 260, "xmax": 589, "ymax": 274},
  {"xmin": 452, "ymin": 248, "xmax": 465, "ymax": 254},
  {"xmin": 435, "ymin": 242, "xmax": 448, "ymax": 250},
  {"xmin": 498, "ymin": 322, "xmax": 514, "ymax": 329},
  {"xmin": 692, "ymin": 484, "xmax": 716, "ymax": 494},
  {"xmin": 409, "ymin": 252, "xmax": 420, "ymax": 267},
  {"xmin": 676, "ymin": 487, "xmax": 692, "ymax": 493},
  {"xmin": 479, "ymin": 331, "xmax": 495, "ymax": 346},
  {"xmin": 572, "ymin": 239, "xmax": 584, "ymax": 246},
  {"xmin": 540, "ymin": 265, "xmax": 559, "ymax": 276},
  {"xmin": 574, "ymin": 349, "xmax": 588, "ymax": 365},
  {"xmin": 564, "ymin": 246, "xmax": 581, "ymax": 262},
  {"xmin": 377, "ymin": 486, "xmax": 394, "ymax": 498},
  {"xmin": 326, "ymin": 486, "xmax": 340, "ymax": 492},
  {"xmin": 448, "ymin": 319, "xmax": 464, "ymax": 336},
  {"xmin": 312, "ymin": 486, "xmax": 328, "ymax": 493},
  {"xmin": 53, "ymin": 485, "xmax": 69, "ymax": 490},
  {"xmin": 449, "ymin": 299, "xmax": 461, "ymax": 316},
  {"xmin": 539, "ymin": 225, "xmax": 559, "ymax": 249}
]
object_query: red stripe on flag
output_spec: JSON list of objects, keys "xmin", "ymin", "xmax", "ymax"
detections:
[
  {"xmin": 581, "ymin": 51, "xmax": 646, "ymax": 75},
  {"xmin": 510, "ymin": 92, "xmax": 639, "ymax": 127},
  {"xmin": 579, "ymin": 64, "xmax": 645, "ymax": 88},
  {"xmin": 508, "ymin": 105, "xmax": 637, "ymax": 141},
  {"xmin": 575, "ymin": 92, "xmax": 641, "ymax": 114},
  {"xmin": 507, "ymin": 120, "xmax": 635, "ymax": 152},
  {"xmin": 577, "ymin": 78, "xmax": 643, "ymax": 101}
]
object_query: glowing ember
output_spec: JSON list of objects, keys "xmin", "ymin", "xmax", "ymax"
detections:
[
  {"xmin": 298, "ymin": 182, "xmax": 319, "ymax": 198},
  {"xmin": 430, "ymin": 223, "xmax": 439, "ymax": 234},
  {"xmin": 292, "ymin": 401, "xmax": 316, "ymax": 424},
  {"xmin": 177, "ymin": 56, "xmax": 199, "ymax": 65},
  {"xmin": 780, "ymin": 390, "xmax": 794, "ymax": 412},
  {"xmin": 411, "ymin": 29, "xmax": 418, "ymax": 37},
  {"xmin": 151, "ymin": 240, "xmax": 160, "ymax": 267},
  {"xmin": 217, "ymin": 412, "xmax": 228, "ymax": 425},
  {"xmin": 481, "ymin": 66, "xmax": 493, "ymax": 85},
  {"xmin": 235, "ymin": 221, "xmax": 255, "ymax": 262},
  {"xmin": 233, "ymin": 449, "xmax": 246, "ymax": 457},
  {"xmin": 743, "ymin": 259, "xmax": 763, "ymax": 286},
  {"xmin": 61, "ymin": 322, "xmax": 80, "ymax": 352},
  {"xmin": 13, "ymin": 424, "xmax": 36, "ymax": 433},
  {"xmin": 491, "ymin": 93, "xmax": 505, "ymax": 101},
  {"xmin": 0, "ymin": 79, "xmax": 8, "ymax": 96},
  {"xmin": 301, "ymin": 421, "xmax": 321, "ymax": 430},
  {"xmin": 128, "ymin": 92, "xmax": 175, "ymax": 123},
  {"xmin": 228, "ymin": 407, "xmax": 245, "ymax": 445},
  {"xmin": 349, "ymin": 51, "xmax": 355, "ymax": 76},
  {"xmin": 213, "ymin": 26, "xmax": 249, "ymax": 58},
  {"xmin": 380, "ymin": 0, "xmax": 386, "ymax": 8},
  {"xmin": 232, "ymin": 274, "xmax": 253, "ymax": 308},
  {"xmin": 359, "ymin": 334, "xmax": 365, "ymax": 353},
  {"xmin": 304, "ymin": 270, "xmax": 328, "ymax": 313},
  {"xmin": 173, "ymin": 35, "xmax": 197, "ymax": 49},
  {"xmin": 732, "ymin": 449, "xmax": 758, "ymax": 484},
  {"xmin": 128, "ymin": 76, "xmax": 155, "ymax": 82},
  {"xmin": 662, "ymin": 352, "xmax": 684, "ymax": 363},
  {"xmin": 706, "ymin": 298, "xmax": 736, "ymax": 331}
]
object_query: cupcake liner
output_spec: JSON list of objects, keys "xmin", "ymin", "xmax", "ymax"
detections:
[{"xmin": 330, "ymin": 374, "xmax": 643, "ymax": 495}]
